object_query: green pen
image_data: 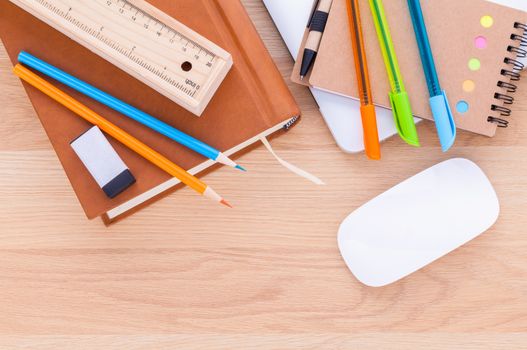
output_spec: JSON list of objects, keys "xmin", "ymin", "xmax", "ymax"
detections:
[{"xmin": 368, "ymin": 0, "xmax": 420, "ymax": 146}]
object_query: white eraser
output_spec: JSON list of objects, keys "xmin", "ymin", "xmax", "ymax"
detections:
[{"xmin": 71, "ymin": 126, "xmax": 135, "ymax": 198}]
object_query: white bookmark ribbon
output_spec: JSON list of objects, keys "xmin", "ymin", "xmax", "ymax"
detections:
[{"xmin": 260, "ymin": 137, "xmax": 325, "ymax": 185}]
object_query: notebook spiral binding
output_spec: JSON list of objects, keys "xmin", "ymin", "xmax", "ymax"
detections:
[
  {"xmin": 283, "ymin": 115, "xmax": 300, "ymax": 131},
  {"xmin": 488, "ymin": 22, "xmax": 527, "ymax": 128}
]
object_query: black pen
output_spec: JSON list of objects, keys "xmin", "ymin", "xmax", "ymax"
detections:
[{"xmin": 300, "ymin": 0, "xmax": 333, "ymax": 80}]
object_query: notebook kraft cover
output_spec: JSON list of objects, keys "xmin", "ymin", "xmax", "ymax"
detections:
[
  {"xmin": 293, "ymin": 0, "xmax": 527, "ymax": 137},
  {"xmin": 0, "ymin": 0, "xmax": 300, "ymax": 222}
]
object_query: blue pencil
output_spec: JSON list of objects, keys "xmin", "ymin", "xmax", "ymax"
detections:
[{"xmin": 18, "ymin": 51, "xmax": 246, "ymax": 171}]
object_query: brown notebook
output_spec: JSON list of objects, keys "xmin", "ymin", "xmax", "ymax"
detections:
[
  {"xmin": 292, "ymin": 0, "xmax": 527, "ymax": 137},
  {"xmin": 0, "ymin": 0, "xmax": 300, "ymax": 223}
]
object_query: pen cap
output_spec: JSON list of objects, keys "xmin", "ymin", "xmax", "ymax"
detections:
[
  {"xmin": 429, "ymin": 91, "xmax": 456, "ymax": 152},
  {"xmin": 360, "ymin": 104, "xmax": 381, "ymax": 160},
  {"xmin": 389, "ymin": 91, "xmax": 420, "ymax": 147}
]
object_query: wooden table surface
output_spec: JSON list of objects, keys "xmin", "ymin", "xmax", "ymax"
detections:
[{"xmin": 1, "ymin": 0, "xmax": 526, "ymax": 348}]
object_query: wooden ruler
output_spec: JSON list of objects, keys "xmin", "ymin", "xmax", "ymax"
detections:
[{"xmin": 9, "ymin": 0, "xmax": 233, "ymax": 116}]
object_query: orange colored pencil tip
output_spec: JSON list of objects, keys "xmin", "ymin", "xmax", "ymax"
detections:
[{"xmin": 220, "ymin": 199, "xmax": 233, "ymax": 208}]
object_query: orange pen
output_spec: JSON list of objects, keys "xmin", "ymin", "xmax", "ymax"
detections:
[
  {"xmin": 13, "ymin": 64, "xmax": 231, "ymax": 207},
  {"xmin": 346, "ymin": 0, "xmax": 381, "ymax": 160}
]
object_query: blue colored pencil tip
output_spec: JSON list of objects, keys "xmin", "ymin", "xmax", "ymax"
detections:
[{"xmin": 235, "ymin": 165, "xmax": 247, "ymax": 172}]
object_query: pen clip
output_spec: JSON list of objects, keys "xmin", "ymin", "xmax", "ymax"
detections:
[
  {"xmin": 389, "ymin": 91, "xmax": 420, "ymax": 147},
  {"xmin": 307, "ymin": 0, "xmax": 321, "ymax": 27},
  {"xmin": 429, "ymin": 91, "xmax": 456, "ymax": 152}
]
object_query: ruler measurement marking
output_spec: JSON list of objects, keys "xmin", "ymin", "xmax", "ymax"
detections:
[
  {"xmin": 32, "ymin": 0, "xmax": 215, "ymax": 98},
  {"xmin": 14, "ymin": 0, "xmax": 232, "ymax": 115}
]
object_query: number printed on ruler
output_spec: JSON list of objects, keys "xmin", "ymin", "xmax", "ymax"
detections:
[{"xmin": 10, "ymin": 0, "xmax": 233, "ymax": 115}]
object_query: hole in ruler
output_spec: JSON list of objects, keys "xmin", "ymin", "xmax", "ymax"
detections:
[{"xmin": 181, "ymin": 61, "xmax": 192, "ymax": 72}]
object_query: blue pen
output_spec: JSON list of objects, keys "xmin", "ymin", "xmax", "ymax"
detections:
[
  {"xmin": 18, "ymin": 51, "xmax": 246, "ymax": 171},
  {"xmin": 407, "ymin": 0, "xmax": 456, "ymax": 152}
]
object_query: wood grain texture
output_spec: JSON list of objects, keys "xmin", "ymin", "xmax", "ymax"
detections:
[{"xmin": 0, "ymin": 0, "xmax": 526, "ymax": 348}]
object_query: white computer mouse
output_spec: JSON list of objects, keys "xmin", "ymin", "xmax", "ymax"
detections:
[{"xmin": 338, "ymin": 158, "xmax": 500, "ymax": 287}]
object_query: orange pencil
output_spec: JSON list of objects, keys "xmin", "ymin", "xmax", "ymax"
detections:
[
  {"xmin": 346, "ymin": 0, "xmax": 381, "ymax": 160},
  {"xmin": 13, "ymin": 64, "xmax": 231, "ymax": 208}
]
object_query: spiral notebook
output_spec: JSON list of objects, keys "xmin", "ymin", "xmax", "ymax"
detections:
[{"xmin": 293, "ymin": 0, "xmax": 527, "ymax": 137}]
